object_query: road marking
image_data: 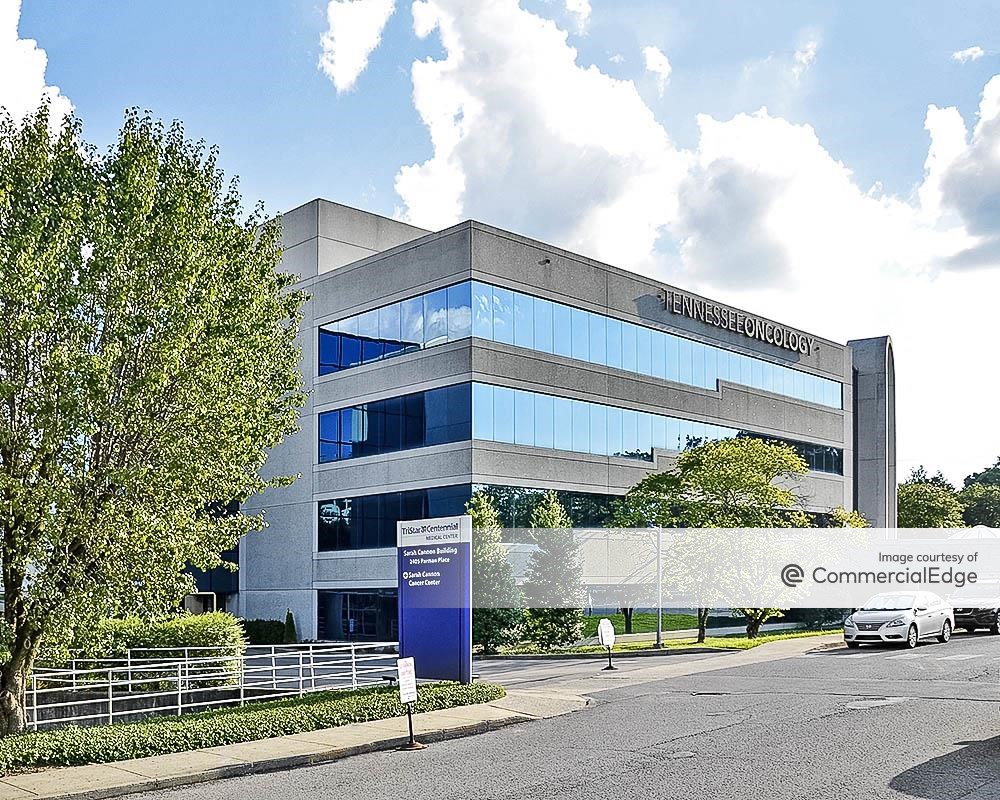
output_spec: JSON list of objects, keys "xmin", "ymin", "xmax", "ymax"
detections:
[
  {"xmin": 885, "ymin": 652, "xmax": 932, "ymax": 660},
  {"xmin": 936, "ymin": 654, "xmax": 983, "ymax": 661}
]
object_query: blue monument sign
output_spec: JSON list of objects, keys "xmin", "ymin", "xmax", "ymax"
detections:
[{"xmin": 396, "ymin": 515, "xmax": 472, "ymax": 684}]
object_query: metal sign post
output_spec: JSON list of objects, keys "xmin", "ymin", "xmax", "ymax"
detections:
[
  {"xmin": 655, "ymin": 527, "xmax": 663, "ymax": 649},
  {"xmin": 597, "ymin": 618, "xmax": 617, "ymax": 671},
  {"xmin": 396, "ymin": 657, "xmax": 426, "ymax": 751}
]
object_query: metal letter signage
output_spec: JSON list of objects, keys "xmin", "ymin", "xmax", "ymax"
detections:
[
  {"xmin": 663, "ymin": 289, "xmax": 816, "ymax": 356},
  {"xmin": 397, "ymin": 515, "xmax": 472, "ymax": 684}
]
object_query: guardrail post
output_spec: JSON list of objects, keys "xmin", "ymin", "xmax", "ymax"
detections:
[
  {"xmin": 107, "ymin": 668, "xmax": 114, "ymax": 725},
  {"xmin": 239, "ymin": 657, "xmax": 245, "ymax": 707},
  {"xmin": 30, "ymin": 675, "xmax": 37, "ymax": 731},
  {"xmin": 126, "ymin": 650, "xmax": 133, "ymax": 692},
  {"xmin": 177, "ymin": 663, "xmax": 183, "ymax": 716},
  {"xmin": 298, "ymin": 652, "xmax": 304, "ymax": 697},
  {"xmin": 271, "ymin": 645, "xmax": 276, "ymax": 689},
  {"xmin": 351, "ymin": 643, "xmax": 357, "ymax": 690},
  {"xmin": 71, "ymin": 659, "xmax": 77, "ymax": 691},
  {"xmin": 310, "ymin": 643, "xmax": 316, "ymax": 690}
]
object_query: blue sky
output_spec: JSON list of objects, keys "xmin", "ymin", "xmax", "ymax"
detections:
[{"xmin": 6, "ymin": 0, "xmax": 1000, "ymax": 484}]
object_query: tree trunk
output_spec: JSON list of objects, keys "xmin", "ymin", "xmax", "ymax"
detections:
[
  {"xmin": 0, "ymin": 665, "xmax": 27, "ymax": 736},
  {"xmin": 622, "ymin": 607, "xmax": 634, "ymax": 635},
  {"xmin": 697, "ymin": 607, "xmax": 709, "ymax": 643},
  {"xmin": 746, "ymin": 615, "xmax": 763, "ymax": 639}
]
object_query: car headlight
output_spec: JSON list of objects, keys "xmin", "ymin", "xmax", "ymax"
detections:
[
  {"xmin": 885, "ymin": 616, "xmax": 906, "ymax": 627},
  {"xmin": 844, "ymin": 616, "xmax": 856, "ymax": 628}
]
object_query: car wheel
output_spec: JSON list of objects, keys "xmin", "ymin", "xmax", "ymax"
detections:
[
  {"xmin": 938, "ymin": 619, "xmax": 952, "ymax": 643},
  {"xmin": 846, "ymin": 641, "xmax": 860, "ymax": 649},
  {"xmin": 905, "ymin": 624, "xmax": 919, "ymax": 649},
  {"xmin": 991, "ymin": 611, "xmax": 1000, "ymax": 635}
]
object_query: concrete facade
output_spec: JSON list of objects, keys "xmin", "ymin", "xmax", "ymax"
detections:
[{"xmin": 235, "ymin": 200, "xmax": 896, "ymax": 639}]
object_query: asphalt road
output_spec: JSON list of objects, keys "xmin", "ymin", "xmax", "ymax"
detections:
[{"xmin": 134, "ymin": 631, "xmax": 999, "ymax": 800}]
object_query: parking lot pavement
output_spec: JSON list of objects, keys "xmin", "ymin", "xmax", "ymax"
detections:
[{"xmin": 129, "ymin": 631, "xmax": 998, "ymax": 800}]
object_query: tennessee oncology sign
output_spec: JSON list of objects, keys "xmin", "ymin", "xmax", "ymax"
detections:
[{"xmin": 663, "ymin": 290, "xmax": 817, "ymax": 356}]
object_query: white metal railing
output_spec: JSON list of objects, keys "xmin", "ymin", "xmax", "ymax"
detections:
[{"xmin": 27, "ymin": 642, "xmax": 398, "ymax": 730}]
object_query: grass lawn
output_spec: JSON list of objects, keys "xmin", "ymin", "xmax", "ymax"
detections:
[
  {"xmin": 505, "ymin": 628, "xmax": 840, "ymax": 655},
  {"xmin": 580, "ymin": 612, "xmax": 756, "ymax": 637}
]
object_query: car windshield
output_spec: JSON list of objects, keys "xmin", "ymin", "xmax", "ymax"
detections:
[{"xmin": 862, "ymin": 594, "xmax": 917, "ymax": 610}]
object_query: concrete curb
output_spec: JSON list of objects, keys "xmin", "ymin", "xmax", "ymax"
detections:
[{"xmin": 33, "ymin": 717, "xmax": 531, "ymax": 800}]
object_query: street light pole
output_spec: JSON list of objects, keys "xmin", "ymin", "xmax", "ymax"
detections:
[{"xmin": 655, "ymin": 527, "xmax": 663, "ymax": 649}]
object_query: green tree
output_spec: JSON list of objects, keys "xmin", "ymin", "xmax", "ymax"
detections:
[
  {"xmin": 965, "ymin": 456, "xmax": 1000, "ymax": 489},
  {"xmin": 0, "ymin": 106, "xmax": 304, "ymax": 734},
  {"xmin": 615, "ymin": 437, "xmax": 813, "ymax": 641},
  {"xmin": 906, "ymin": 465, "xmax": 956, "ymax": 492},
  {"xmin": 467, "ymin": 492, "xmax": 523, "ymax": 653},
  {"xmin": 522, "ymin": 492, "xmax": 585, "ymax": 649},
  {"xmin": 898, "ymin": 482, "xmax": 964, "ymax": 528},
  {"xmin": 283, "ymin": 609, "xmax": 298, "ymax": 644},
  {"xmin": 960, "ymin": 483, "xmax": 1000, "ymax": 528}
]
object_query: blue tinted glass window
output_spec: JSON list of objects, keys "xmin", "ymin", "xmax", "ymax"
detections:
[
  {"xmin": 590, "ymin": 405, "xmax": 607, "ymax": 455},
  {"xmin": 752, "ymin": 359, "xmax": 764, "ymax": 392},
  {"xmin": 534, "ymin": 393, "xmax": 554, "ymax": 448},
  {"xmin": 553, "ymin": 303, "xmax": 572, "ymax": 357},
  {"xmin": 651, "ymin": 415, "xmax": 666, "ymax": 451},
  {"xmin": 472, "ymin": 281, "xmax": 493, "ymax": 339},
  {"xmin": 514, "ymin": 389, "xmax": 534, "ymax": 446},
  {"xmin": 493, "ymin": 387, "xmax": 515, "ymax": 443},
  {"xmin": 704, "ymin": 344, "xmax": 717, "ymax": 389},
  {"xmin": 606, "ymin": 319, "xmax": 622, "ymax": 369},
  {"xmin": 341, "ymin": 333, "xmax": 362, "ymax": 369},
  {"xmin": 607, "ymin": 407, "xmax": 623, "ymax": 457},
  {"xmin": 400, "ymin": 296, "xmax": 424, "ymax": 350},
  {"xmin": 378, "ymin": 303, "xmax": 403, "ymax": 357},
  {"xmin": 651, "ymin": 332, "xmax": 666, "ymax": 379},
  {"xmin": 665, "ymin": 335, "xmax": 679, "ymax": 382},
  {"xmin": 589, "ymin": 313, "xmax": 606, "ymax": 366},
  {"xmin": 359, "ymin": 308, "xmax": 382, "ymax": 364},
  {"xmin": 691, "ymin": 342, "xmax": 705, "ymax": 388},
  {"xmin": 571, "ymin": 309, "xmax": 590, "ymax": 361},
  {"xmin": 319, "ymin": 330, "xmax": 341, "ymax": 375},
  {"xmin": 514, "ymin": 292, "xmax": 534, "ymax": 349},
  {"xmin": 472, "ymin": 383, "xmax": 494, "ymax": 440},
  {"xmin": 340, "ymin": 407, "xmax": 357, "ymax": 459},
  {"xmin": 636, "ymin": 412, "xmax": 652, "ymax": 460},
  {"xmin": 447, "ymin": 282, "xmax": 472, "ymax": 341},
  {"xmin": 678, "ymin": 338, "xmax": 692, "ymax": 383},
  {"xmin": 423, "ymin": 289, "xmax": 448, "ymax": 347},
  {"xmin": 492, "ymin": 287, "xmax": 514, "ymax": 344},
  {"xmin": 622, "ymin": 323, "xmax": 637, "ymax": 372},
  {"xmin": 553, "ymin": 397, "xmax": 573, "ymax": 450},
  {"xmin": 319, "ymin": 409, "xmax": 340, "ymax": 462},
  {"xmin": 664, "ymin": 416, "xmax": 680, "ymax": 451},
  {"xmin": 572, "ymin": 400, "xmax": 590, "ymax": 453},
  {"xmin": 622, "ymin": 409, "xmax": 639, "ymax": 455},
  {"xmin": 636, "ymin": 326, "xmax": 652, "ymax": 375},
  {"xmin": 533, "ymin": 297, "xmax": 553, "ymax": 353}
]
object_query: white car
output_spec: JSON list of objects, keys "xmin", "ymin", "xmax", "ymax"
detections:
[{"xmin": 844, "ymin": 591, "xmax": 954, "ymax": 649}]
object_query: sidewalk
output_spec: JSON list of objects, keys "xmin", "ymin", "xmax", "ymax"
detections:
[{"xmin": 0, "ymin": 689, "xmax": 589, "ymax": 800}]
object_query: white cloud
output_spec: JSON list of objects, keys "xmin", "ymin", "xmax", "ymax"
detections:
[
  {"xmin": 609, "ymin": 53, "xmax": 625, "ymax": 65},
  {"xmin": 395, "ymin": 0, "xmax": 689, "ymax": 269},
  {"xmin": 791, "ymin": 39, "xmax": 819, "ymax": 81},
  {"xmin": 565, "ymin": 0, "xmax": 591, "ymax": 32},
  {"xmin": 319, "ymin": 0, "xmax": 396, "ymax": 93},
  {"xmin": 952, "ymin": 46, "xmax": 985, "ymax": 64},
  {"xmin": 0, "ymin": 0, "xmax": 71, "ymax": 130},
  {"xmin": 642, "ymin": 45, "xmax": 671, "ymax": 97},
  {"xmin": 390, "ymin": 0, "xmax": 1000, "ymax": 483}
]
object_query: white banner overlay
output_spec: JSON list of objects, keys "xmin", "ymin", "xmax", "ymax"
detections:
[{"xmin": 468, "ymin": 528, "xmax": 1000, "ymax": 609}]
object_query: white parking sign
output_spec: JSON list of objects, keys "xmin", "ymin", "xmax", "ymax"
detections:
[{"xmin": 598, "ymin": 618, "xmax": 616, "ymax": 648}]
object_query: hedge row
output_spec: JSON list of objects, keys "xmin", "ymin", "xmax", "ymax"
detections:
[
  {"xmin": 74, "ymin": 613, "xmax": 246, "ymax": 661},
  {"xmin": 0, "ymin": 682, "xmax": 505, "ymax": 774}
]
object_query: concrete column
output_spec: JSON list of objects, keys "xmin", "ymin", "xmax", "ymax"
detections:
[{"xmin": 847, "ymin": 336, "xmax": 897, "ymax": 527}]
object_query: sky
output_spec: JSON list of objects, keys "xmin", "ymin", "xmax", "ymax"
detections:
[{"xmin": 4, "ymin": 0, "xmax": 1000, "ymax": 487}]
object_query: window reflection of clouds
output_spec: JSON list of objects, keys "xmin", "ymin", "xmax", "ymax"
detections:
[{"xmin": 317, "ymin": 281, "xmax": 843, "ymax": 411}]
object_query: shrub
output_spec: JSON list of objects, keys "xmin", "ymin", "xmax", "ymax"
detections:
[
  {"xmin": 75, "ymin": 613, "xmax": 246, "ymax": 661},
  {"xmin": 283, "ymin": 609, "xmax": 298, "ymax": 644},
  {"xmin": 240, "ymin": 618, "xmax": 286, "ymax": 646},
  {"xmin": 0, "ymin": 682, "xmax": 505, "ymax": 774}
]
